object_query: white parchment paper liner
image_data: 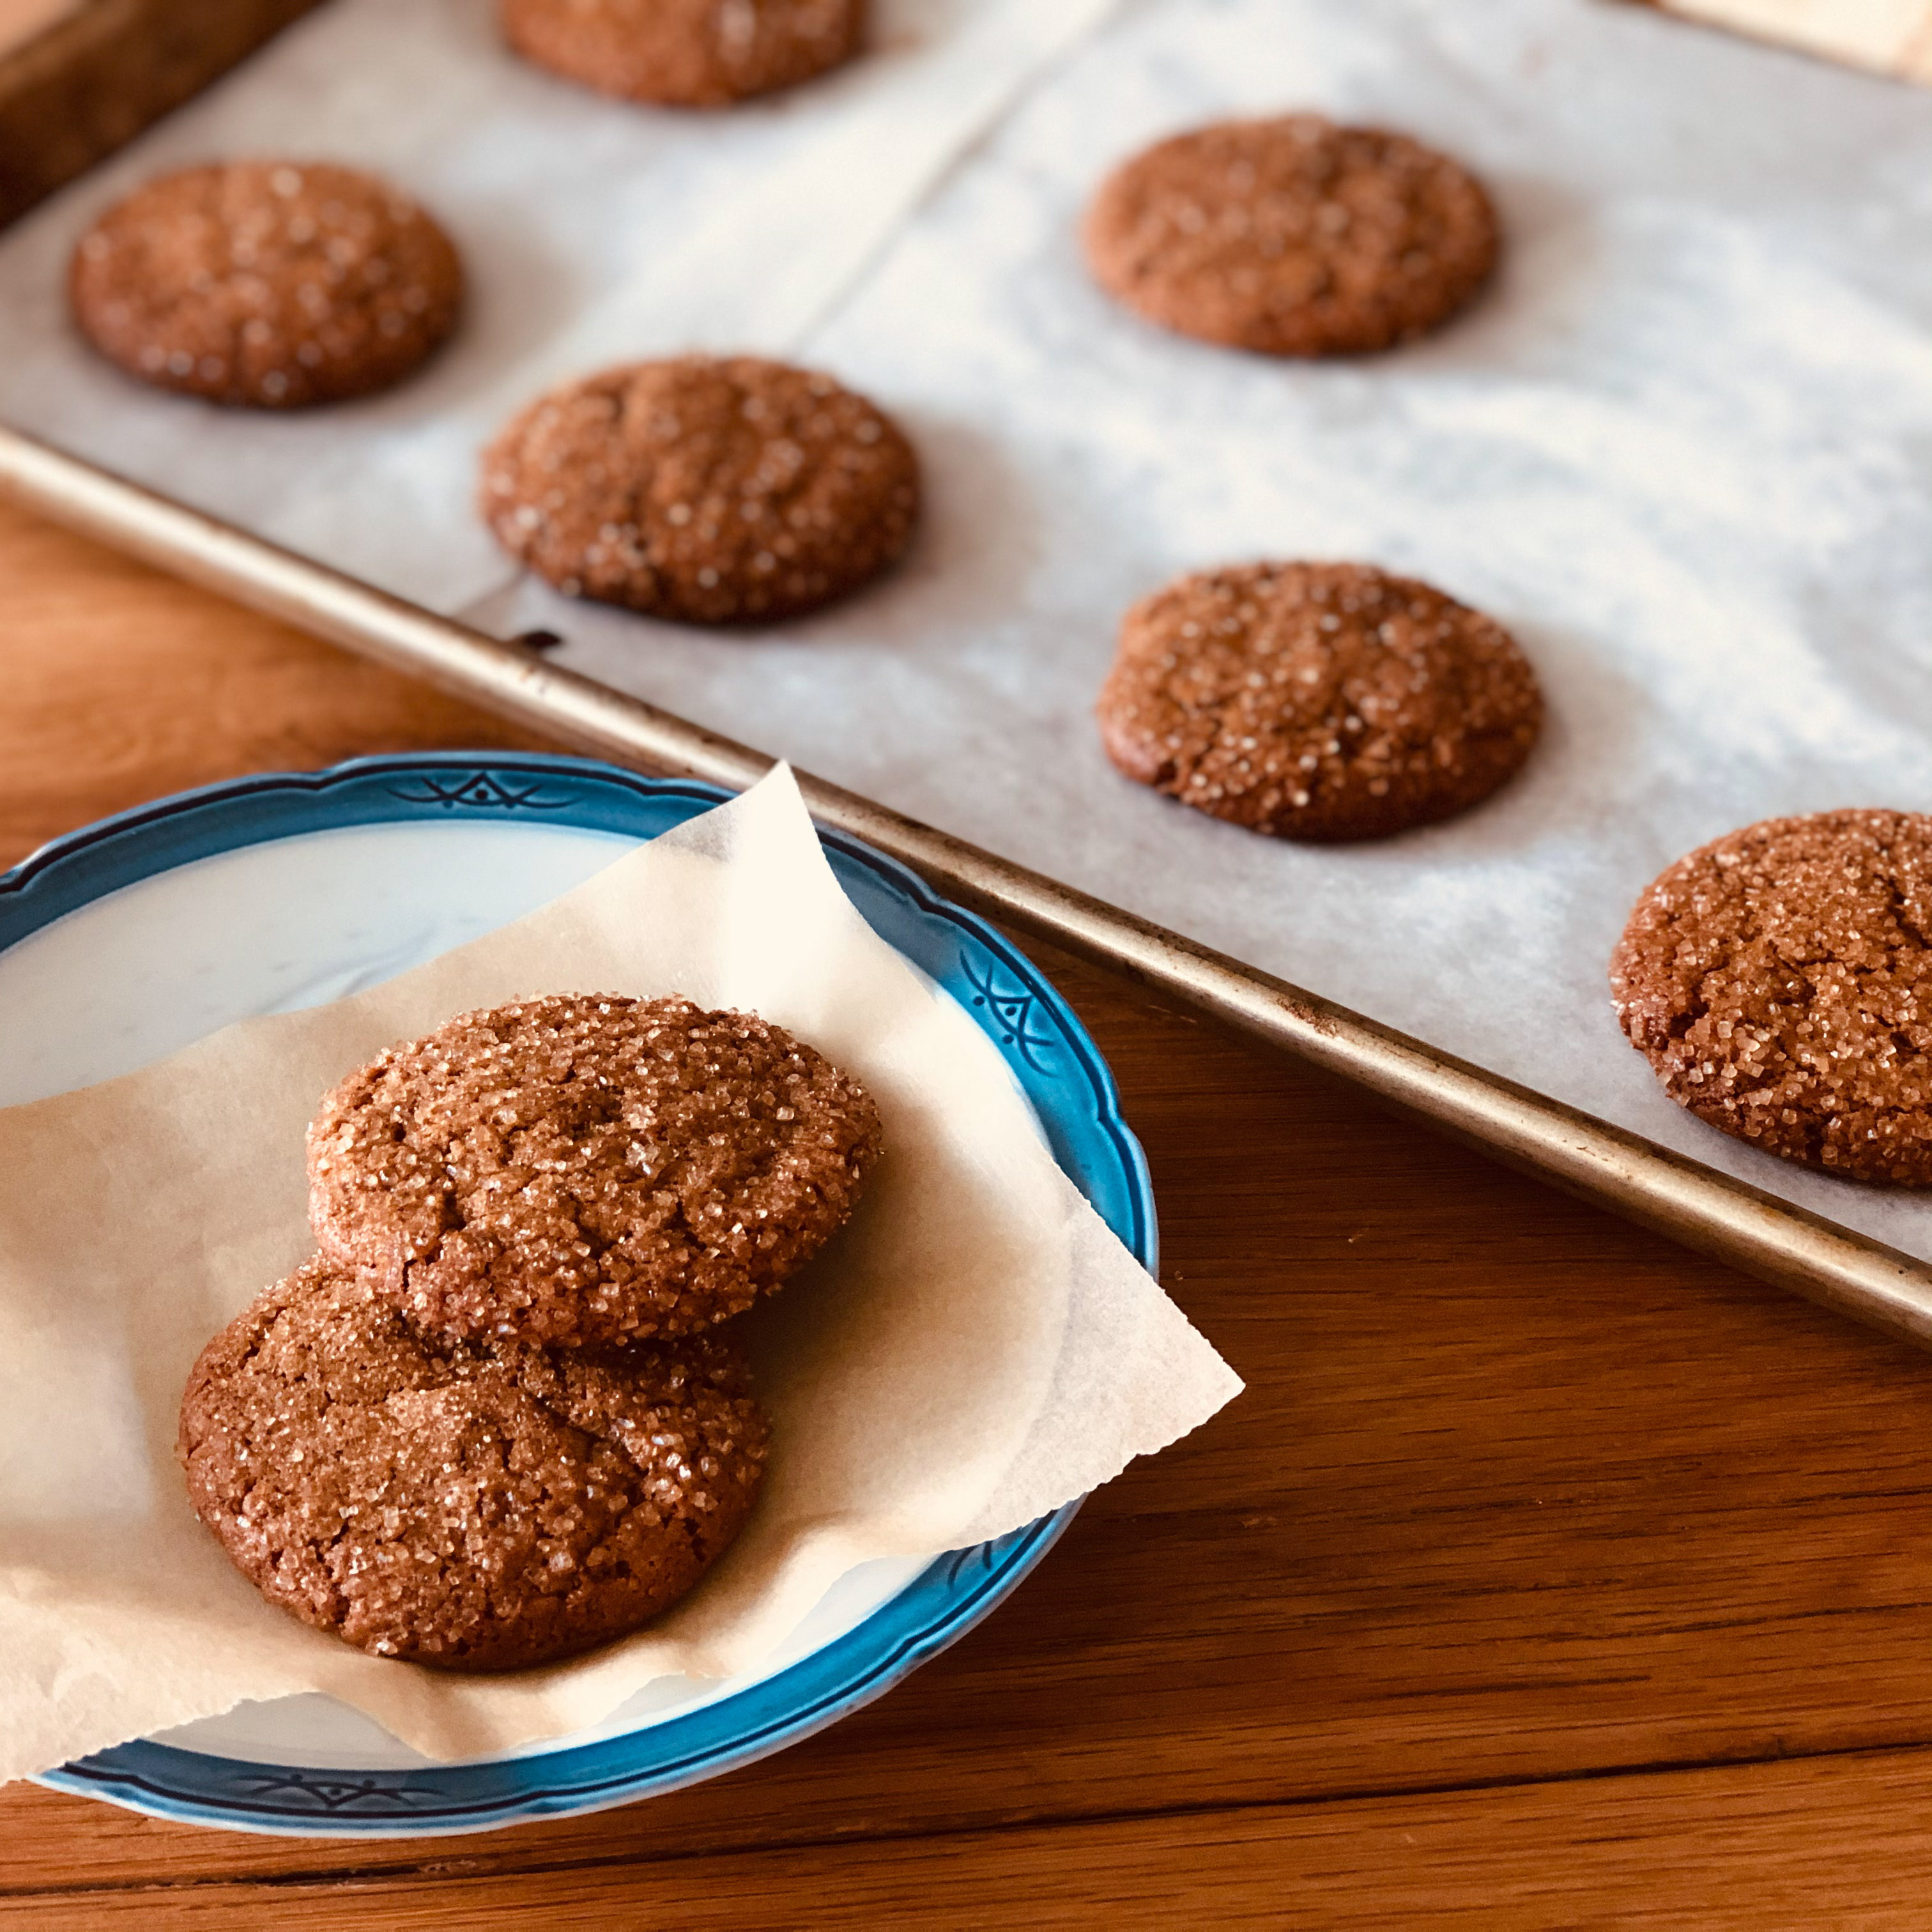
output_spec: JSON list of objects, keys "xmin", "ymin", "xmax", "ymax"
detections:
[
  {"xmin": 0, "ymin": 0, "xmax": 1121, "ymax": 610},
  {"xmin": 0, "ymin": 768, "xmax": 1239, "ymax": 1784}
]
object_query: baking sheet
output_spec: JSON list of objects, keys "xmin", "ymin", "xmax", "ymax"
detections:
[{"xmin": 3, "ymin": 0, "xmax": 1932, "ymax": 1257}]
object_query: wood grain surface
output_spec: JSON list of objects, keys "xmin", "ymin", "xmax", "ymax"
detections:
[
  {"xmin": 5, "ymin": 493, "xmax": 1932, "ymax": 1926},
  {"xmin": 0, "ymin": 0, "xmax": 327, "ymax": 229},
  {"xmin": 0, "ymin": 1, "xmax": 80, "ymax": 52}
]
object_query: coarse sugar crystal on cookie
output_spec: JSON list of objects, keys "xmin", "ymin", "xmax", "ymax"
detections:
[
  {"xmin": 479, "ymin": 354, "xmax": 920, "ymax": 624},
  {"xmin": 69, "ymin": 161, "xmax": 463, "ymax": 408},
  {"xmin": 1611, "ymin": 809, "xmax": 1932, "ymax": 1186},
  {"xmin": 308, "ymin": 993, "xmax": 884, "ymax": 1351},
  {"xmin": 178, "ymin": 1258, "xmax": 768, "ymax": 1671},
  {"xmin": 502, "ymin": 0, "xmax": 864, "ymax": 107},
  {"xmin": 1096, "ymin": 560, "xmax": 1542, "ymax": 842},
  {"xmin": 1083, "ymin": 115, "xmax": 1499, "ymax": 356}
]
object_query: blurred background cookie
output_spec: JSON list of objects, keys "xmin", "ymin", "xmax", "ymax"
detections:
[
  {"xmin": 480, "ymin": 354, "xmax": 919, "ymax": 624},
  {"xmin": 178, "ymin": 1259, "xmax": 769, "ymax": 1671},
  {"xmin": 308, "ymin": 992, "xmax": 884, "ymax": 1351},
  {"xmin": 502, "ymin": 0, "xmax": 865, "ymax": 107},
  {"xmin": 1084, "ymin": 114, "xmax": 1499, "ymax": 357},
  {"xmin": 1611, "ymin": 810, "xmax": 1932, "ymax": 1186},
  {"xmin": 69, "ymin": 160, "xmax": 463, "ymax": 408},
  {"xmin": 1096, "ymin": 561, "xmax": 1542, "ymax": 841}
]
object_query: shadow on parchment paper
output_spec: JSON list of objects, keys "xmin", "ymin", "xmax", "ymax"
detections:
[
  {"xmin": 1312, "ymin": 607, "xmax": 1656, "ymax": 889},
  {"xmin": 781, "ymin": 411, "xmax": 1046, "ymax": 648},
  {"xmin": 1460, "ymin": 608, "xmax": 1653, "ymax": 847},
  {"xmin": 1390, "ymin": 172, "xmax": 1607, "ymax": 377},
  {"xmin": 1794, "ymin": 507, "xmax": 1932, "ymax": 746},
  {"xmin": 310, "ymin": 201, "xmax": 584, "ymax": 430}
]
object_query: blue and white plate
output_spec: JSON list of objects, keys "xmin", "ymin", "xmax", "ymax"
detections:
[{"xmin": 0, "ymin": 753, "xmax": 1154, "ymax": 1837}]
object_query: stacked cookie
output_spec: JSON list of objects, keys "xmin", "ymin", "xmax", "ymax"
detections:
[{"xmin": 178, "ymin": 993, "xmax": 882, "ymax": 1671}]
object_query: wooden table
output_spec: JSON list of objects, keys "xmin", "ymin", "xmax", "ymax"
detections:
[{"xmin": 6, "ymin": 500, "xmax": 1932, "ymax": 1929}]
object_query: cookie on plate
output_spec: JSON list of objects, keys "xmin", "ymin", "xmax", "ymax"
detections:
[
  {"xmin": 479, "ymin": 355, "xmax": 919, "ymax": 624},
  {"xmin": 178, "ymin": 1258, "xmax": 768, "ymax": 1670},
  {"xmin": 1096, "ymin": 561, "xmax": 1542, "ymax": 841},
  {"xmin": 502, "ymin": 0, "xmax": 864, "ymax": 107},
  {"xmin": 69, "ymin": 161, "xmax": 463, "ymax": 408},
  {"xmin": 1083, "ymin": 114, "xmax": 1499, "ymax": 356},
  {"xmin": 1611, "ymin": 809, "xmax": 1932, "ymax": 1186},
  {"xmin": 309, "ymin": 993, "xmax": 884, "ymax": 1350}
]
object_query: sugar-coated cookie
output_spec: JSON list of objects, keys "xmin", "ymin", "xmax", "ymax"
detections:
[
  {"xmin": 502, "ymin": 0, "xmax": 864, "ymax": 107},
  {"xmin": 1612, "ymin": 810, "xmax": 1932, "ymax": 1186},
  {"xmin": 1096, "ymin": 561, "xmax": 1542, "ymax": 841},
  {"xmin": 178, "ymin": 1259, "xmax": 768, "ymax": 1670},
  {"xmin": 479, "ymin": 355, "xmax": 919, "ymax": 624},
  {"xmin": 1084, "ymin": 116, "xmax": 1499, "ymax": 357},
  {"xmin": 308, "ymin": 993, "xmax": 884, "ymax": 1350},
  {"xmin": 70, "ymin": 161, "xmax": 462, "ymax": 407}
]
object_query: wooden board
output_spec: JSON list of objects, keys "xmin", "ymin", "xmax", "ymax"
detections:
[
  {"xmin": 9, "ymin": 492, "xmax": 1932, "ymax": 1921},
  {"xmin": 0, "ymin": 0, "xmax": 328, "ymax": 229}
]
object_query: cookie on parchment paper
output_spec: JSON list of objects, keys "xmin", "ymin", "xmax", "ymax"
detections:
[
  {"xmin": 307, "ymin": 993, "xmax": 884, "ymax": 1351},
  {"xmin": 69, "ymin": 161, "xmax": 463, "ymax": 408},
  {"xmin": 502, "ymin": 0, "xmax": 865, "ymax": 107},
  {"xmin": 1611, "ymin": 809, "xmax": 1932, "ymax": 1187},
  {"xmin": 1084, "ymin": 115, "xmax": 1499, "ymax": 357},
  {"xmin": 1096, "ymin": 561, "xmax": 1542, "ymax": 843},
  {"xmin": 178, "ymin": 1257, "xmax": 769, "ymax": 1671},
  {"xmin": 479, "ymin": 355, "xmax": 920, "ymax": 625}
]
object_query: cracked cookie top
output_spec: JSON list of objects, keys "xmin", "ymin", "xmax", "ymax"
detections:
[
  {"xmin": 502, "ymin": 0, "xmax": 866, "ymax": 108},
  {"xmin": 307, "ymin": 993, "xmax": 884, "ymax": 1350},
  {"xmin": 70, "ymin": 161, "xmax": 463, "ymax": 408},
  {"xmin": 178, "ymin": 1257, "xmax": 768, "ymax": 1670},
  {"xmin": 1612, "ymin": 809, "xmax": 1932, "ymax": 1186},
  {"xmin": 478, "ymin": 355, "xmax": 919, "ymax": 625},
  {"xmin": 1084, "ymin": 115, "xmax": 1499, "ymax": 358},
  {"xmin": 1096, "ymin": 560, "xmax": 1542, "ymax": 842}
]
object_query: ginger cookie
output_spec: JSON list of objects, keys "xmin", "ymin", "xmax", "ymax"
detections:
[
  {"xmin": 70, "ymin": 161, "xmax": 463, "ymax": 408},
  {"xmin": 1096, "ymin": 561, "xmax": 1541, "ymax": 842},
  {"xmin": 1084, "ymin": 115, "xmax": 1499, "ymax": 356},
  {"xmin": 1611, "ymin": 810, "xmax": 1932, "ymax": 1186},
  {"xmin": 179, "ymin": 1259, "xmax": 767, "ymax": 1671},
  {"xmin": 502, "ymin": 0, "xmax": 864, "ymax": 107},
  {"xmin": 479, "ymin": 355, "xmax": 919, "ymax": 624},
  {"xmin": 308, "ymin": 993, "xmax": 884, "ymax": 1351}
]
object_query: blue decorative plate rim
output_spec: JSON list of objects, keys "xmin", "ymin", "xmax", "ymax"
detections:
[{"xmin": 6, "ymin": 752, "xmax": 1156, "ymax": 1839}]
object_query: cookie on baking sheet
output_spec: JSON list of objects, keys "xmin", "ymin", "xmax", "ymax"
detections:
[
  {"xmin": 479, "ymin": 355, "xmax": 919, "ymax": 624},
  {"xmin": 308, "ymin": 993, "xmax": 884, "ymax": 1351},
  {"xmin": 178, "ymin": 1258, "xmax": 768, "ymax": 1671},
  {"xmin": 502, "ymin": 0, "xmax": 864, "ymax": 107},
  {"xmin": 1096, "ymin": 561, "xmax": 1542, "ymax": 842},
  {"xmin": 1083, "ymin": 115, "xmax": 1499, "ymax": 356},
  {"xmin": 69, "ymin": 162, "xmax": 463, "ymax": 408},
  {"xmin": 1611, "ymin": 810, "xmax": 1932, "ymax": 1187}
]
